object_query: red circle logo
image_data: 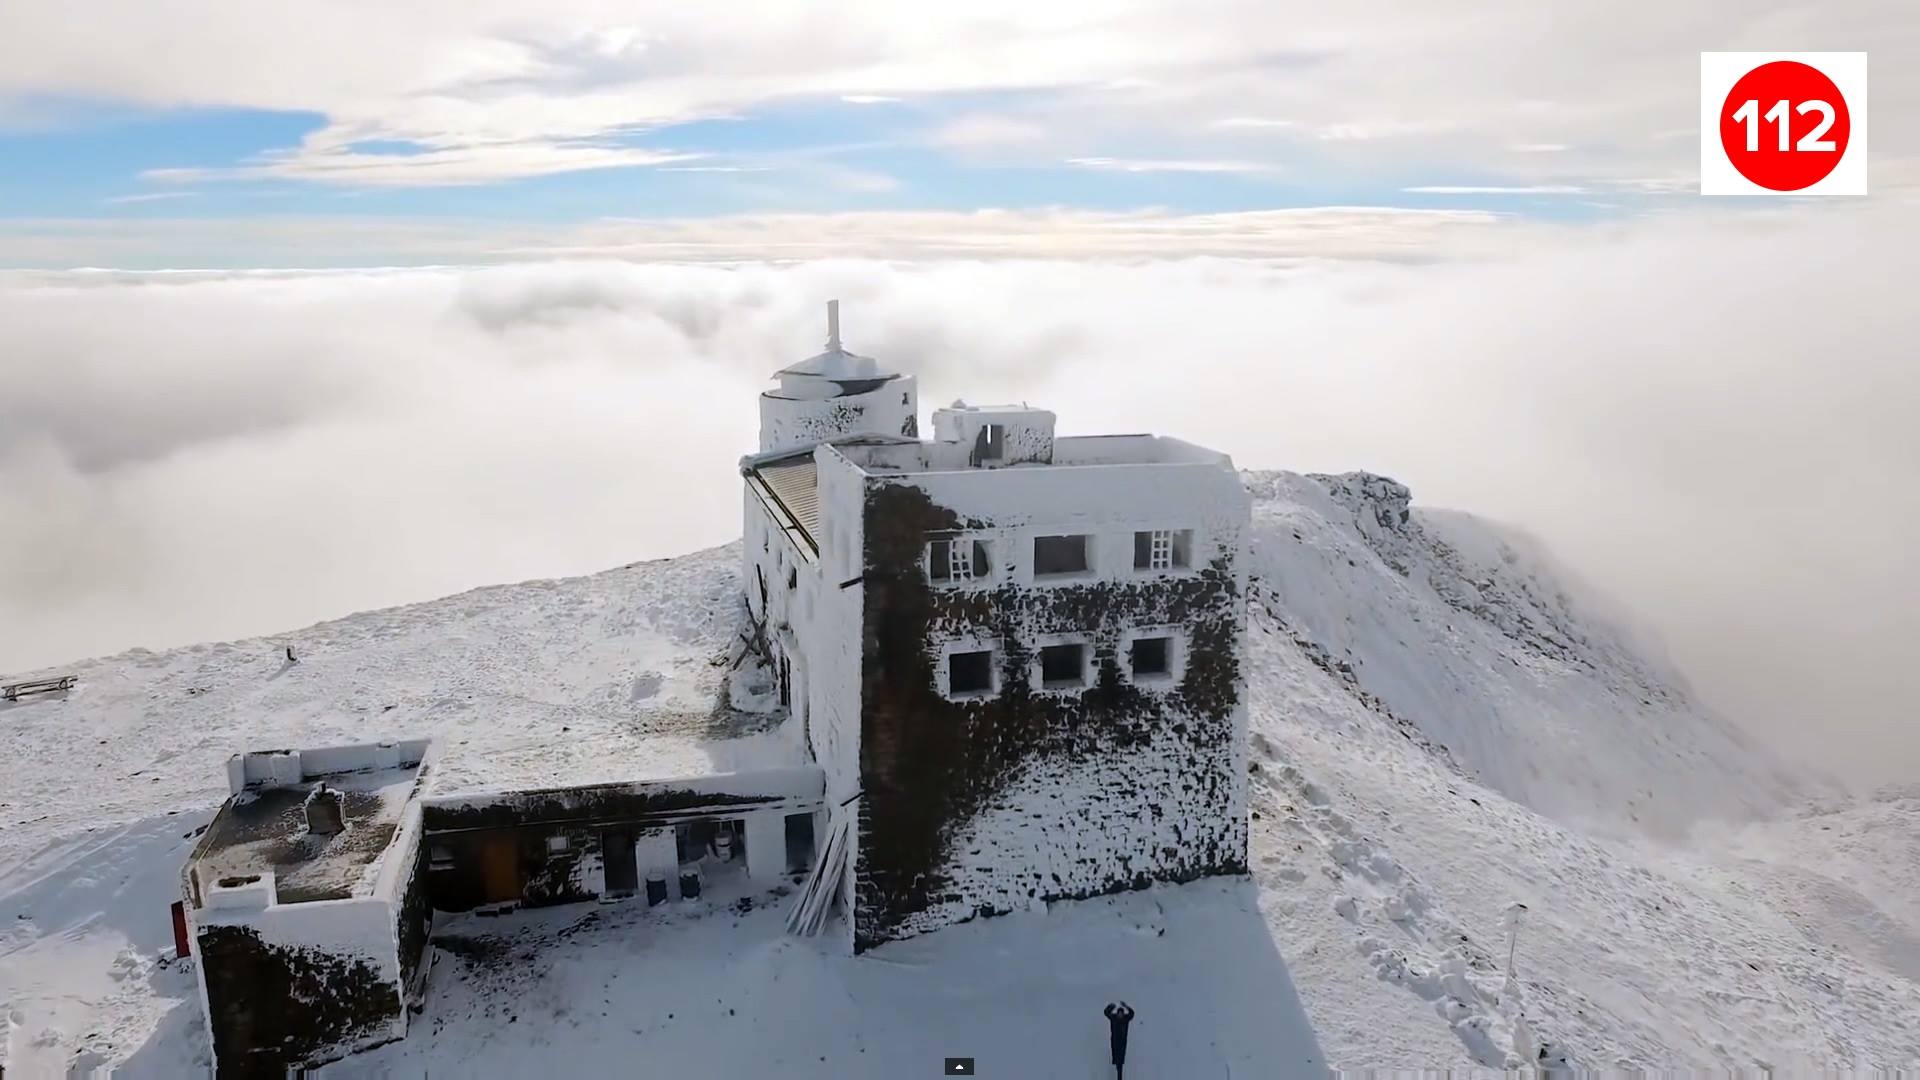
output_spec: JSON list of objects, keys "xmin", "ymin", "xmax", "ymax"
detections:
[{"xmin": 1719, "ymin": 60, "xmax": 1851, "ymax": 191}]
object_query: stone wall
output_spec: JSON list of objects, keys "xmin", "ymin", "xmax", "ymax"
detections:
[
  {"xmin": 853, "ymin": 476, "xmax": 1249, "ymax": 951},
  {"xmin": 759, "ymin": 378, "xmax": 918, "ymax": 454},
  {"xmin": 194, "ymin": 898, "xmax": 407, "ymax": 1077}
]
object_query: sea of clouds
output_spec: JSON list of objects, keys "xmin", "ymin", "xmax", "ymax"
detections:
[{"xmin": 2, "ymin": 201, "xmax": 1914, "ymax": 786}]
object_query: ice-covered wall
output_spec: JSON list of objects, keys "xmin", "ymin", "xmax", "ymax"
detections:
[
  {"xmin": 807, "ymin": 448, "xmax": 873, "ymax": 951},
  {"xmin": 191, "ymin": 896, "xmax": 409, "ymax": 1076},
  {"xmin": 743, "ymin": 443, "xmax": 870, "ymax": 947},
  {"xmin": 759, "ymin": 376, "xmax": 918, "ymax": 454},
  {"xmin": 808, "ymin": 448, "xmax": 869, "ymax": 807},
  {"xmin": 225, "ymin": 739, "xmax": 432, "ymax": 795},
  {"xmin": 930, "ymin": 404, "xmax": 1056, "ymax": 467},
  {"xmin": 851, "ymin": 457, "xmax": 1251, "ymax": 950}
]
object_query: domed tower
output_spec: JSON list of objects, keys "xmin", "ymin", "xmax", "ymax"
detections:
[{"xmin": 759, "ymin": 301, "xmax": 917, "ymax": 453}]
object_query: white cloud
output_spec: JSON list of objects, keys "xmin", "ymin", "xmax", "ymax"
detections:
[
  {"xmin": 145, "ymin": 143, "xmax": 703, "ymax": 187},
  {"xmin": 1066, "ymin": 156, "xmax": 1276, "ymax": 173},
  {"xmin": 1, "ymin": 199, "xmax": 1915, "ymax": 787},
  {"xmin": 841, "ymin": 94, "xmax": 902, "ymax": 104},
  {"xmin": 1315, "ymin": 121, "xmax": 1441, "ymax": 142},
  {"xmin": 0, "ymin": 206, "xmax": 1519, "ymax": 269},
  {"xmin": 1210, "ymin": 117, "xmax": 1296, "ymax": 130},
  {"xmin": 1510, "ymin": 143, "xmax": 1569, "ymax": 153},
  {"xmin": 931, "ymin": 113, "xmax": 1051, "ymax": 150},
  {"xmin": 1601, "ymin": 176, "xmax": 1699, "ymax": 194},
  {"xmin": 3, "ymin": 0, "xmax": 1912, "ymax": 185},
  {"xmin": 102, "ymin": 191, "xmax": 198, "ymax": 205},
  {"xmin": 1404, "ymin": 185, "xmax": 1588, "ymax": 195}
]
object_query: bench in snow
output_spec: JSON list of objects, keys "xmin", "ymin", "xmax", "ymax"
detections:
[{"xmin": 2, "ymin": 675, "xmax": 77, "ymax": 701}]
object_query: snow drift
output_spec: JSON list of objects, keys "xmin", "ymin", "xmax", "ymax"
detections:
[{"xmin": 4, "ymin": 471, "xmax": 1915, "ymax": 1075}]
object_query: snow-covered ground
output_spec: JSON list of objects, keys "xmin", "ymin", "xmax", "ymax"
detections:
[
  {"xmin": 341, "ymin": 879, "xmax": 1322, "ymax": 1079},
  {"xmin": 4, "ymin": 470, "xmax": 1916, "ymax": 1075}
]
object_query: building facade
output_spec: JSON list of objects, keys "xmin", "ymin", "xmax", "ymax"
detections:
[
  {"xmin": 184, "ymin": 740, "xmax": 828, "ymax": 1077},
  {"xmin": 181, "ymin": 741, "xmax": 436, "ymax": 1077},
  {"xmin": 743, "ymin": 307, "xmax": 1252, "ymax": 952},
  {"xmin": 181, "ymin": 305, "xmax": 1252, "ymax": 1074}
]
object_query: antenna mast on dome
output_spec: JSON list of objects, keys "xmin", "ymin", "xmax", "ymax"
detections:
[{"xmin": 826, "ymin": 299, "xmax": 841, "ymax": 350}]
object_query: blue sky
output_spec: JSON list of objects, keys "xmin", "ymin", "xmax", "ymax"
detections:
[{"xmin": 0, "ymin": 96, "xmax": 1625, "ymax": 224}]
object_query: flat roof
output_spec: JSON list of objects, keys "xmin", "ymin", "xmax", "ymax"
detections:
[
  {"xmin": 188, "ymin": 704, "xmax": 804, "ymax": 904},
  {"xmin": 190, "ymin": 758, "xmax": 424, "ymax": 905},
  {"xmin": 430, "ymin": 706, "xmax": 798, "ymax": 798},
  {"xmin": 834, "ymin": 433, "xmax": 1230, "ymax": 476}
]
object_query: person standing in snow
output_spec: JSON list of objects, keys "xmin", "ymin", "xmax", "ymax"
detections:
[{"xmin": 1103, "ymin": 1001, "xmax": 1135, "ymax": 1078}]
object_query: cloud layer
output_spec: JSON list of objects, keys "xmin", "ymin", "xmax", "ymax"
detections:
[
  {"xmin": 0, "ymin": 206, "xmax": 1520, "ymax": 270},
  {"xmin": 5, "ymin": 0, "xmax": 1915, "ymax": 187},
  {"xmin": 1, "ymin": 201, "xmax": 1915, "ymax": 788}
]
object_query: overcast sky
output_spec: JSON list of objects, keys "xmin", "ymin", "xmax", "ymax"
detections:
[{"xmin": 0, "ymin": 2, "xmax": 1915, "ymax": 788}]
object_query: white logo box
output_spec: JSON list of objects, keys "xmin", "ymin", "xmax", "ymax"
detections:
[{"xmin": 1700, "ymin": 52, "xmax": 1868, "ymax": 196}]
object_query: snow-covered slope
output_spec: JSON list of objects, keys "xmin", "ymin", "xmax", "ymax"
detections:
[
  {"xmin": 1248, "ymin": 470, "xmax": 1811, "ymax": 835},
  {"xmin": 1239, "ymin": 475, "xmax": 1916, "ymax": 1069},
  {"xmin": 4, "ymin": 471, "xmax": 1916, "ymax": 1075}
]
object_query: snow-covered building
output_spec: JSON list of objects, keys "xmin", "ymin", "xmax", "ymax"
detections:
[
  {"xmin": 744, "ymin": 304, "xmax": 1252, "ymax": 951},
  {"xmin": 181, "ymin": 303, "xmax": 1250, "ymax": 1074},
  {"xmin": 183, "ymin": 706, "xmax": 829, "ymax": 1076},
  {"xmin": 185, "ymin": 728, "xmax": 830, "ymax": 1075},
  {"xmin": 181, "ymin": 740, "xmax": 436, "ymax": 1076}
]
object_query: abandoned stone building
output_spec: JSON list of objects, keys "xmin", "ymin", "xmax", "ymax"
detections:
[
  {"xmin": 180, "ymin": 303, "xmax": 1250, "ymax": 1075},
  {"xmin": 182, "ymin": 732, "xmax": 829, "ymax": 1076},
  {"xmin": 742, "ymin": 303, "xmax": 1252, "ymax": 950}
]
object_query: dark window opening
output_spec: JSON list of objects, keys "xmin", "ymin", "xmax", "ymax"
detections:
[
  {"xmin": 929, "ymin": 538, "xmax": 990, "ymax": 582},
  {"xmin": 1131, "ymin": 636, "xmax": 1173, "ymax": 679},
  {"xmin": 677, "ymin": 818, "xmax": 741, "ymax": 864},
  {"xmin": 949, "ymin": 649, "xmax": 995, "ymax": 696},
  {"xmin": 1033, "ymin": 534, "xmax": 1090, "ymax": 576},
  {"xmin": 1134, "ymin": 529, "xmax": 1193, "ymax": 570},
  {"xmin": 982, "ymin": 423, "xmax": 1005, "ymax": 460},
  {"xmin": 787, "ymin": 565, "xmax": 798, "ymax": 589},
  {"xmin": 785, "ymin": 812, "xmax": 816, "ymax": 874},
  {"xmin": 602, "ymin": 829, "xmax": 638, "ymax": 894},
  {"xmin": 1040, "ymin": 642, "xmax": 1088, "ymax": 688}
]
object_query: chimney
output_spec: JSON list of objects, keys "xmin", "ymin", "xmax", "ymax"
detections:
[
  {"xmin": 305, "ymin": 783, "xmax": 345, "ymax": 837},
  {"xmin": 825, "ymin": 299, "xmax": 841, "ymax": 350}
]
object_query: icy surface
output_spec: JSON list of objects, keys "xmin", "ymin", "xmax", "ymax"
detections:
[{"xmin": 5, "ymin": 471, "xmax": 1918, "ymax": 1074}]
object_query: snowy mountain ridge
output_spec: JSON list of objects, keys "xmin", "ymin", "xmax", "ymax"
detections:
[
  {"xmin": 3, "ymin": 469, "xmax": 1916, "ymax": 1074},
  {"xmin": 1253, "ymin": 469, "xmax": 1814, "ymax": 836}
]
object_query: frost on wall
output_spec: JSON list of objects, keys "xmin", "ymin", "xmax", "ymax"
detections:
[
  {"xmin": 395, "ymin": 841, "xmax": 433, "ymax": 1001},
  {"xmin": 198, "ymin": 924, "xmax": 402, "ymax": 1078},
  {"xmin": 854, "ymin": 483, "xmax": 1248, "ymax": 951},
  {"xmin": 760, "ymin": 381, "xmax": 917, "ymax": 453}
]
